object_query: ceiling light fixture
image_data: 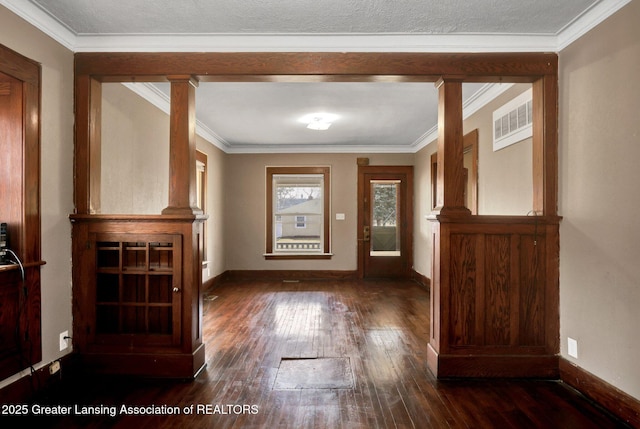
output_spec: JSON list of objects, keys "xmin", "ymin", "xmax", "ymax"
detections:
[{"xmin": 299, "ymin": 112, "xmax": 339, "ymax": 131}]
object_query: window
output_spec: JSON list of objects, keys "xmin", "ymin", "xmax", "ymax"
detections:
[
  {"xmin": 295, "ymin": 216, "xmax": 307, "ymax": 229},
  {"xmin": 266, "ymin": 166, "xmax": 331, "ymax": 259},
  {"xmin": 196, "ymin": 150, "xmax": 207, "ymax": 260}
]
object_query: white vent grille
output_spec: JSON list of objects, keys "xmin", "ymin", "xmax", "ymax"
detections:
[{"xmin": 493, "ymin": 88, "xmax": 532, "ymax": 151}]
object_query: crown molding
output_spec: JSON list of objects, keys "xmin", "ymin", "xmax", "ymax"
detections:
[
  {"xmin": 70, "ymin": 33, "xmax": 558, "ymax": 53},
  {"xmin": 11, "ymin": 0, "xmax": 628, "ymax": 154},
  {"xmin": 411, "ymin": 82, "xmax": 515, "ymax": 152},
  {"xmin": 556, "ymin": 0, "xmax": 632, "ymax": 51},
  {"xmin": 1, "ymin": 0, "xmax": 629, "ymax": 53},
  {"xmin": 223, "ymin": 143, "xmax": 417, "ymax": 155},
  {"xmin": 122, "ymin": 80, "xmax": 516, "ymax": 154},
  {"xmin": 121, "ymin": 82, "xmax": 231, "ymax": 153},
  {"xmin": 0, "ymin": 0, "xmax": 77, "ymax": 50}
]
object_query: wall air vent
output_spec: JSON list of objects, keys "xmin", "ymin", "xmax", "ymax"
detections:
[{"xmin": 493, "ymin": 88, "xmax": 532, "ymax": 151}]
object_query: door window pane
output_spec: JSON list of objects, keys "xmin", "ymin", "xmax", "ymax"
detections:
[{"xmin": 370, "ymin": 180, "xmax": 401, "ymax": 256}]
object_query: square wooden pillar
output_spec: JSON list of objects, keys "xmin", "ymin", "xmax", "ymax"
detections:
[
  {"xmin": 433, "ymin": 78, "xmax": 471, "ymax": 217},
  {"xmin": 162, "ymin": 76, "xmax": 202, "ymax": 216}
]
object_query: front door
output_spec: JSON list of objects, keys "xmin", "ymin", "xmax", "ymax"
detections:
[{"xmin": 358, "ymin": 166, "xmax": 413, "ymax": 278}]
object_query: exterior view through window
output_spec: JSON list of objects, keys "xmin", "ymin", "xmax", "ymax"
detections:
[{"xmin": 266, "ymin": 167, "xmax": 330, "ymax": 258}]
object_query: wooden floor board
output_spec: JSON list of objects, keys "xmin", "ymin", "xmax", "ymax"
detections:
[{"xmin": 13, "ymin": 278, "xmax": 631, "ymax": 428}]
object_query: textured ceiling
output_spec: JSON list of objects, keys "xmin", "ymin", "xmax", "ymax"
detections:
[
  {"xmin": 3, "ymin": 0, "xmax": 627, "ymax": 153},
  {"xmin": 30, "ymin": 0, "xmax": 597, "ymax": 35}
]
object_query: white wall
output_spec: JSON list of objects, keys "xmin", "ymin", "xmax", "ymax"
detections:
[
  {"xmin": 0, "ymin": 5, "xmax": 75, "ymax": 388},
  {"xmin": 463, "ymin": 84, "xmax": 533, "ymax": 216},
  {"xmin": 559, "ymin": 0, "xmax": 640, "ymax": 399},
  {"xmin": 101, "ymin": 83, "xmax": 170, "ymax": 214},
  {"xmin": 196, "ymin": 135, "xmax": 227, "ymax": 281}
]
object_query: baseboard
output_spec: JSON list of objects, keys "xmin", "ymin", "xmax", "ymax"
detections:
[
  {"xmin": 0, "ymin": 353, "xmax": 78, "ymax": 403},
  {"xmin": 427, "ymin": 346, "xmax": 559, "ymax": 379},
  {"xmin": 411, "ymin": 269, "xmax": 430, "ymax": 291},
  {"xmin": 77, "ymin": 345, "xmax": 205, "ymax": 379},
  {"xmin": 203, "ymin": 270, "xmax": 230, "ymax": 292},
  {"xmin": 223, "ymin": 270, "xmax": 358, "ymax": 281},
  {"xmin": 559, "ymin": 357, "xmax": 640, "ymax": 427}
]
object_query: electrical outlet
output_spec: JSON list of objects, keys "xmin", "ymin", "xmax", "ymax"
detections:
[
  {"xmin": 49, "ymin": 360, "xmax": 60, "ymax": 375},
  {"xmin": 59, "ymin": 331, "xmax": 69, "ymax": 351},
  {"xmin": 568, "ymin": 337, "xmax": 578, "ymax": 358}
]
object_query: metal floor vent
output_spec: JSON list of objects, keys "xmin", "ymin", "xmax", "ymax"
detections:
[{"xmin": 273, "ymin": 357, "xmax": 354, "ymax": 390}]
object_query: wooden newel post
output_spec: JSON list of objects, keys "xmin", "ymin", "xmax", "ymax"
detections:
[
  {"xmin": 433, "ymin": 78, "xmax": 471, "ymax": 217},
  {"xmin": 162, "ymin": 76, "xmax": 202, "ymax": 215}
]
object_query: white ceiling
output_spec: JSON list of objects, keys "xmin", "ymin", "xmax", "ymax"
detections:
[{"xmin": 1, "ymin": 0, "xmax": 629, "ymax": 153}]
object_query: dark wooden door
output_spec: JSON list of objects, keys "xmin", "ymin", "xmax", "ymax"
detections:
[{"xmin": 358, "ymin": 166, "xmax": 413, "ymax": 278}]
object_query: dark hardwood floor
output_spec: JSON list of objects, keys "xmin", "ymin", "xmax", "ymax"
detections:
[{"xmin": 11, "ymin": 279, "xmax": 630, "ymax": 428}]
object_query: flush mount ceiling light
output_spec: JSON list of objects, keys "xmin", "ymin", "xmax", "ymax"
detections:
[{"xmin": 299, "ymin": 112, "xmax": 339, "ymax": 131}]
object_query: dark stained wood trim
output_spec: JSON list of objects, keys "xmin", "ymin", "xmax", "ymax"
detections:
[
  {"xmin": 70, "ymin": 215, "xmax": 206, "ymax": 378},
  {"xmin": 0, "ymin": 353, "xmax": 78, "ymax": 403},
  {"xmin": 264, "ymin": 254, "xmax": 333, "ymax": 260},
  {"xmin": 73, "ymin": 74, "xmax": 101, "ymax": 214},
  {"xmin": 432, "ymin": 353, "xmax": 559, "ymax": 378},
  {"xmin": 0, "ymin": 42, "xmax": 43, "ymax": 380},
  {"xmin": 411, "ymin": 269, "xmax": 431, "ymax": 291},
  {"xmin": 560, "ymin": 358, "xmax": 640, "ymax": 428},
  {"xmin": 0, "ymin": 43, "xmax": 41, "ymax": 85},
  {"xmin": 162, "ymin": 77, "xmax": 201, "ymax": 215},
  {"xmin": 202, "ymin": 270, "xmax": 230, "ymax": 292},
  {"xmin": 74, "ymin": 52, "xmax": 557, "ymax": 81},
  {"xmin": 433, "ymin": 78, "xmax": 470, "ymax": 216},
  {"xmin": 430, "ymin": 129, "xmax": 479, "ymax": 214},
  {"xmin": 224, "ymin": 270, "xmax": 358, "ymax": 281},
  {"xmin": 357, "ymin": 165, "xmax": 414, "ymax": 279},
  {"xmin": 532, "ymin": 74, "xmax": 559, "ymax": 216},
  {"xmin": 72, "ymin": 50, "xmax": 560, "ymax": 382},
  {"xmin": 427, "ymin": 215, "xmax": 560, "ymax": 377}
]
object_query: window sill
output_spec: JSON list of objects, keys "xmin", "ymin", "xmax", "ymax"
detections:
[{"xmin": 264, "ymin": 253, "xmax": 333, "ymax": 260}]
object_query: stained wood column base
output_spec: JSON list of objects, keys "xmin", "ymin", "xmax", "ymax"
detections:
[
  {"xmin": 427, "ymin": 344, "xmax": 559, "ymax": 379},
  {"xmin": 161, "ymin": 206, "xmax": 203, "ymax": 216},
  {"xmin": 431, "ymin": 206, "xmax": 472, "ymax": 218},
  {"xmin": 78, "ymin": 344, "xmax": 206, "ymax": 379}
]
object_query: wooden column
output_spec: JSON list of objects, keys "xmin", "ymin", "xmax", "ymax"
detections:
[
  {"xmin": 433, "ymin": 78, "xmax": 471, "ymax": 217},
  {"xmin": 162, "ymin": 76, "xmax": 202, "ymax": 215},
  {"xmin": 74, "ymin": 75, "xmax": 102, "ymax": 214},
  {"xmin": 428, "ymin": 74, "xmax": 560, "ymax": 379},
  {"xmin": 532, "ymin": 75, "xmax": 558, "ymax": 216}
]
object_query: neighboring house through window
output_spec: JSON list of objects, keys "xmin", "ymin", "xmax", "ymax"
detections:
[{"xmin": 266, "ymin": 166, "xmax": 331, "ymax": 259}]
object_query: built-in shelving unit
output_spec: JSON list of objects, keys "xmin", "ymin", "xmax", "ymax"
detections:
[
  {"xmin": 94, "ymin": 235, "xmax": 181, "ymax": 343},
  {"xmin": 71, "ymin": 216, "xmax": 204, "ymax": 378}
]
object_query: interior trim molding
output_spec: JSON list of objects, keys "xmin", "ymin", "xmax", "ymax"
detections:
[
  {"xmin": 1, "ymin": 0, "xmax": 631, "ymax": 53},
  {"xmin": 410, "ymin": 269, "xmax": 431, "ymax": 291},
  {"xmin": 559, "ymin": 357, "xmax": 640, "ymax": 427},
  {"xmin": 411, "ymin": 82, "xmax": 514, "ymax": 151},
  {"xmin": 556, "ymin": 0, "xmax": 632, "ymax": 50},
  {"xmin": 0, "ymin": 353, "xmax": 77, "ymax": 403},
  {"xmin": 121, "ymin": 80, "xmax": 513, "ymax": 154},
  {"xmin": 224, "ymin": 270, "xmax": 358, "ymax": 281}
]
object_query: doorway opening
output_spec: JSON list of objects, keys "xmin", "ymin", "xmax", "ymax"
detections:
[{"xmin": 357, "ymin": 165, "xmax": 413, "ymax": 279}]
